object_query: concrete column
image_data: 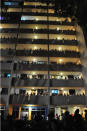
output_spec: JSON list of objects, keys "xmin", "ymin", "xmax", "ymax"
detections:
[
  {"xmin": 18, "ymin": 106, "xmax": 21, "ymax": 120},
  {"xmin": 29, "ymin": 107, "xmax": 32, "ymax": 120},
  {"xmin": 9, "ymin": 106, "xmax": 13, "ymax": 116}
]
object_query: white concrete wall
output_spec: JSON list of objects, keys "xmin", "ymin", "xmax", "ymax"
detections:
[{"xmin": 76, "ymin": 24, "xmax": 87, "ymax": 98}]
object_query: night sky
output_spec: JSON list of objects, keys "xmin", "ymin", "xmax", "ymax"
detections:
[{"xmin": 54, "ymin": 0, "xmax": 87, "ymax": 47}]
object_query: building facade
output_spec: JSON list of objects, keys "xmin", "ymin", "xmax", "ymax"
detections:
[{"xmin": 0, "ymin": 0, "xmax": 87, "ymax": 120}]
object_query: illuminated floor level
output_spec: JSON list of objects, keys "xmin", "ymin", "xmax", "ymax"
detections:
[{"xmin": 1, "ymin": 104, "xmax": 87, "ymax": 120}]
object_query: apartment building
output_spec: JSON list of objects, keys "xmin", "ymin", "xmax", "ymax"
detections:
[{"xmin": 0, "ymin": 0, "xmax": 87, "ymax": 120}]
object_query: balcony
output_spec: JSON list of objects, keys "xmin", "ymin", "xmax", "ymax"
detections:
[
  {"xmin": 1, "ymin": 28, "xmax": 76, "ymax": 35},
  {"xmin": 1, "ymin": 78, "xmax": 11, "ymax": 87},
  {"xmin": 1, "ymin": 19, "xmax": 74, "ymax": 26},
  {"xmin": 23, "ymin": 5, "xmax": 54, "ymax": 9},
  {"xmin": 9, "ymin": 94, "xmax": 86, "ymax": 106},
  {"xmin": 1, "ymin": 38, "xmax": 78, "ymax": 46},
  {"xmin": 9, "ymin": 94, "xmax": 49, "ymax": 105},
  {"xmin": 51, "ymin": 95, "xmax": 86, "ymax": 105},
  {"xmin": 21, "ymin": 20, "xmax": 74, "ymax": 26},
  {"xmin": 15, "ymin": 63, "xmax": 48, "ymax": 71},
  {"xmin": 15, "ymin": 62, "xmax": 82, "ymax": 72},
  {"xmin": 2, "ymin": 11, "xmax": 71, "ymax": 19},
  {"xmin": 0, "ymin": 62, "xmax": 13, "ymax": 71},
  {"xmin": 0, "ymin": 49, "xmax": 80, "ymax": 58},
  {"xmin": 12, "ymin": 78, "xmax": 84, "ymax": 87},
  {"xmin": 51, "ymin": 79, "xmax": 84, "ymax": 87},
  {"xmin": 0, "ymin": 95, "xmax": 8, "ymax": 104},
  {"xmin": 12, "ymin": 78, "xmax": 49, "ymax": 87}
]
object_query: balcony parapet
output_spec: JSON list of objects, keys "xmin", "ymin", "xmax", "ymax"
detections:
[
  {"xmin": 0, "ymin": 62, "xmax": 13, "ymax": 71},
  {"xmin": 11, "ymin": 78, "xmax": 84, "ymax": 87},
  {"xmin": 1, "ymin": 28, "xmax": 76, "ymax": 35},
  {"xmin": 0, "ymin": 49, "xmax": 80, "ymax": 58},
  {"xmin": 15, "ymin": 62, "xmax": 82, "ymax": 71},
  {"xmin": 1, "ymin": 19, "xmax": 74, "ymax": 26},
  {"xmin": 0, "ymin": 95, "xmax": 8, "ymax": 104},
  {"xmin": 1, "ymin": 38, "xmax": 78, "ymax": 45},
  {"xmin": 9, "ymin": 94, "xmax": 86, "ymax": 105},
  {"xmin": 1, "ymin": 78, "xmax": 11, "ymax": 88}
]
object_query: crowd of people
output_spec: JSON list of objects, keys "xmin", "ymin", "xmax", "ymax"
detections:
[
  {"xmin": 1, "ymin": 28, "xmax": 76, "ymax": 35},
  {"xmin": 1, "ymin": 37, "xmax": 78, "ymax": 45},
  {"xmin": 1, "ymin": 109, "xmax": 87, "ymax": 131},
  {"xmin": 11, "ymin": 74, "xmax": 82, "ymax": 80},
  {"xmin": 1, "ymin": 48, "xmax": 80, "ymax": 57}
]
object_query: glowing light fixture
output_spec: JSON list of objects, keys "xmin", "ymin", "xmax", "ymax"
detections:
[
  {"xmin": 57, "ymin": 37, "xmax": 60, "ymax": 40},
  {"xmin": 33, "ymin": 72, "xmax": 36, "ymax": 75},
  {"xmin": 60, "ymin": 72, "xmax": 63, "ymax": 75},
  {"xmin": 58, "ymin": 47, "xmax": 62, "ymax": 51},
  {"xmin": 35, "ymin": 36, "xmax": 37, "ymax": 39},
  {"xmin": 35, "ymin": 26, "xmax": 38, "ymax": 29},
  {"xmin": 0, "ymin": 25, "xmax": 2, "ymax": 29},
  {"xmin": 56, "ymin": 19, "xmax": 59, "ymax": 21},
  {"xmin": 36, "ymin": 18, "xmax": 38, "ymax": 21},
  {"xmin": 57, "ymin": 27, "xmax": 59, "ymax": 30},
  {"xmin": 34, "ymin": 46, "xmax": 37, "ymax": 50},
  {"xmin": 59, "ymin": 59, "xmax": 62, "ymax": 62},
  {"xmin": 33, "ymin": 58, "xmax": 37, "ymax": 62}
]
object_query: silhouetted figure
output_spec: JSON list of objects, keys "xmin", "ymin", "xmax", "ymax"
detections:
[
  {"xmin": 62, "ymin": 111, "xmax": 74, "ymax": 131},
  {"xmin": 48, "ymin": 112, "xmax": 57, "ymax": 131},
  {"xmin": 74, "ymin": 109, "xmax": 82, "ymax": 121},
  {"xmin": 85, "ymin": 110, "xmax": 87, "ymax": 120},
  {"xmin": 55, "ymin": 113, "xmax": 59, "ymax": 120},
  {"xmin": 73, "ymin": 109, "xmax": 84, "ymax": 131}
]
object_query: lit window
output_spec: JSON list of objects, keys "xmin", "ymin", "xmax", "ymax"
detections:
[
  {"xmin": 37, "ymin": 61, "xmax": 45, "ymax": 64},
  {"xmin": 7, "ymin": 74, "xmax": 11, "ymax": 78},
  {"xmin": 30, "ymin": 75, "xmax": 32, "ymax": 79},
  {"xmin": 67, "ymin": 17, "xmax": 71, "ymax": 22},
  {"xmin": 0, "ymin": 17, "xmax": 4, "ymax": 20},
  {"xmin": 77, "ymin": 48, "xmax": 79, "ymax": 52},
  {"xmin": 21, "ymin": 16, "xmax": 26, "ymax": 21},
  {"xmin": 52, "ymin": 90, "xmax": 58, "ymax": 94},
  {"xmin": 4, "ymin": 2, "xmax": 19, "ymax": 6},
  {"xmin": 74, "ymin": 37, "xmax": 76, "ymax": 40},
  {"xmin": 21, "ymin": 16, "xmax": 34, "ymax": 21}
]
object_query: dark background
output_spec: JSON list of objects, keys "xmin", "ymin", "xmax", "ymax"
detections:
[{"xmin": 54, "ymin": 0, "xmax": 87, "ymax": 47}]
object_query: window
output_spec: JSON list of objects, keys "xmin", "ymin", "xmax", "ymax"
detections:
[
  {"xmin": 7, "ymin": 74, "xmax": 11, "ymax": 78},
  {"xmin": 4, "ymin": 2, "xmax": 19, "ymax": 6},
  {"xmin": 21, "ymin": 16, "xmax": 35, "ymax": 21},
  {"xmin": 37, "ymin": 61, "xmax": 45, "ymax": 64},
  {"xmin": 52, "ymin": 90, "xmax": 58, "ymax": 94},
  {"xmin": 0, "ymin": 16, "xmax": 4, "ymax": 20}
]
